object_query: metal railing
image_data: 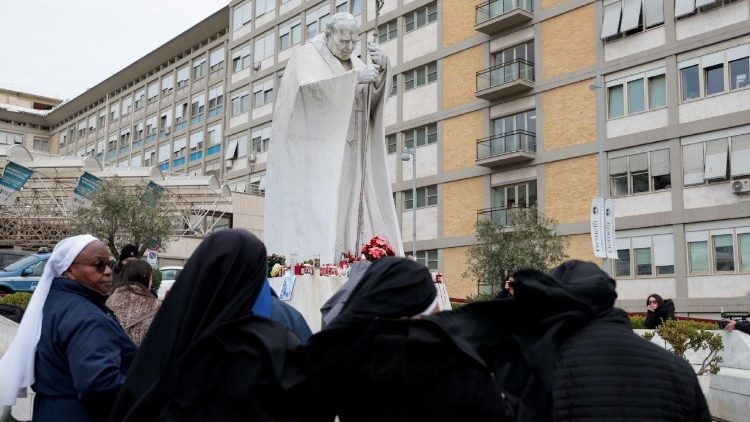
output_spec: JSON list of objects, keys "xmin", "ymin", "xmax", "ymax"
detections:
[
  {"xmin": 476, "ymin": 0, "xmax": 534, "ymax": 25},
  {"xmin": 477, "ymin": 205, "xmax": 531, "ymax": 226},
  {"xmin": 476, "ymin": 130, "xmax": 536, "ymax": 160},
  {"xmin": 476, "ymin": 59, "xmax": 534, "ymax": 91}
]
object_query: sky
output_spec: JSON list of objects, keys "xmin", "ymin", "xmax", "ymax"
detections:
[{"xmin": 0, "ymin": 0, "xmax": 228, "ymax": 101}]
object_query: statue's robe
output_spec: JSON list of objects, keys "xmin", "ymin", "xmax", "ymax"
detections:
[{"xmin": 265, "ymin": 35, "xmax": 403, "ymax": 264}]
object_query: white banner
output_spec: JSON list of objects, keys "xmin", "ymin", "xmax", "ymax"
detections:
[
  {"xmin": 590, "ymin": 197, "xmax": 606, "ymax": 258},
  {"xmin": 604, "ymin": 199, "xmax": 617, "ymax": 259}
]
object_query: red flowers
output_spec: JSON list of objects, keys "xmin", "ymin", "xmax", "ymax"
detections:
[{"xmin": 360, "ymin": 236, "xmax": 395, "ymax": 262}]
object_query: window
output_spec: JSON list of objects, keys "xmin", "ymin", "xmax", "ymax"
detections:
[
  {"xmin": 33, "ymin": 137, "xmax": 50, "ymax": 151},
  {"xmin": 404, "ymin": 185, "xmax": 437, "ymax": 209},
  {"xmin": 191, "ymin": 93, "xmax": 206, "ymax": 125},
  {"xmin": 227, "ymin": 134, "xmax": 249, "ymax": 160},
  {"xmin": 686, "ymin": 228, "xmax": 750, "ymax": 275},
  {"xmin": 679, "ymin": 43, "xmax": 750, "ymax": 101},
  {"xmin": 121, "ymin": 97, "xmax": 133, "ymax": 116},
  {"xmin": 676, "ymin": 0, "xmax": 741, "ymax": 19},
  {"xmin": 110, "ymin": 103, "xmax": 120, "ymax": 123},
  {"xmin": 174, "ymin": 101, "xmax": 188, "ymax": 131},
  {"xmin": 404, "ymin": 62, "xmax": 437, "ymax": 91},
  {"xmin": 730, "ymin": 57, "xmax": 749, "ymax": 90},
  {"xmin": 231, "ymin": 90, "xmax": 250, "ymax": 116},
  {"xmin": 404, "ymin": 123, "xmax": 437, "ymax": 148},
  {"xmin": 254, "ymin": 31, "xmax": 275, "ymax": 62},
  {"xmin": 98, "ymin": 108, "xmax": 107, "ymax": 128},
  {"xmin": 147, "ymin": 82, "xmax": 159, "ymax": 103},
  {"xmin": 279, "ymin": 18, "xmax": 302, "ymax": 51},
  {"xmin": 159, "ymin": 109, "xmax": 172, "ymax": 136},
  {"xmin": 335, "ymin": 0, "xmax": 361, "ymax": 15},
  {"xmin": 146, "ymin": 115, "xmax": 158, "ymax": 137},
  {"xmin": 608, "ymin": 149, "xmax": 670, "ymax": 196},
  {"xmin": 207, "ymin": 123, "xmax": 222, "ymax": 156},
  {"xmin": 255, "ymin": 0, "xmax": 275, "ymax": 17},
  {"xmin": 682, "ymin": 132, "xmax": 750, "ymax": 186},
  {"xmin": 189, "ymin": 131, "xmax": 204, "ymax": 161},
  {"xmin": 209, "ymin": 47, "xmax": 225, "ymax": 72},
  {"xmin": 491, "ymin": 180, "xmax": 537, "ymax": 226},
  {"xmin": 120, "ymin": 128, "xmax": 131, "ymax": 148},
  {"xmin": 253, "ymin": 78, "xmax": 274, "ymax": 108},
  {"xmin": 0, "ymin": 131, "xmax": 23, "ymax": 145},
  {"xmin": 176, "ymin": 66, "xmax": 190, "ymax": 89},
  {"xmin": 193, "ymin": 58, "xmax": 207, "ymax": 79},
  {"xmin": 415, "ymin": 250, "xmax": 438, "ymax": 271},
  {"xmin": 306, "ymin": 4, "xmax": 330, "ymax": 38},
  {"xmin": 616, "ymin": 234, "xmax": 674, "ymax": 278},
  {"xmin": 162, "ymin": 74, "xmax": 174, "ymax": 95},
  {"xmin": 232, "ymin": 43, "xmax": 253, "ymax": 73},
  {"xmin": 705, "ymin": 64, "xmax": 724, "ymax": 96},
  {"xmin": 252, "ymin": 125, "xmax": 271, "ymax": 153},
  {"xmin": 607, "ymin": 71, "xmax": 666, "ymax": 118},
  {"xmin": 386, "ymin": 134, "xmax": 396, "ymax": 154},
  {"xmin": 134, "ymin": 89, "xmax": 145, "ymax": 110},
  {"xmin": 233, "ymin": 0, "xmax": 252, "ymax": 31},
  {"xmin": 134, "ymin": 122, "xmax": 144, "ymax": 141},
  {"xmin": 405, "ymin": 2, "xmax": 437, "ymax": 33},
  {"xmin": 389, "ymin": 74, "xmax": 397, "ymax": 97},
  {"xmin": 77, "ymin": 120, "xmax": 86, "ymax": 139},
  {"xmin": 378, "ymin": 19, "xmax": 397, "ymax": 43},
  {"xmin": 208, "ymin": 85, "xmax": 224, "ymax": 117},
  {"xmin": 601, "ymin": 0, "xmax": 664, "ymax": 42},
  {"xmin": 173, "ymin": 137, "xmax": 187, "ymax": 159}
]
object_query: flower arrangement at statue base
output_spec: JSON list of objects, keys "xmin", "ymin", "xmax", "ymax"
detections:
[{"xmin": 360, "ymin": 236, "xmax": 395, "ymax": 262}]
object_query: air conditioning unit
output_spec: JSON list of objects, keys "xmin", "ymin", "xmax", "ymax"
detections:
[
  {"xmin": 225, "ymin": 159, "xmax": 234, "ymax": 168},
  {"xmin": 731, "ymin": 178, "xmax": 750, "ymax": 194},
  {"xmin": 164, "ymin": 128, "xmax": 170, "ymax": 135},
  {"xmin": 253, "ymin": 62, "xmax": 262, "ymax": 71},
  {"xmin": 248, "ymin": 152, "xmax": 257, "ymax": 162}
]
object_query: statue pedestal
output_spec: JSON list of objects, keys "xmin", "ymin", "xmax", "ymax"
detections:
[{"xmin": 268, "ymin": 274, "xmax": 346, "ymax": 333}]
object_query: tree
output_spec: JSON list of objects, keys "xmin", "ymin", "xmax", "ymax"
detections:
[
  {"xmin": 464, "ymin": 207, "xmax": 567, "ymax": 298},
  {"xmin": 72, "ymin": 177, "xmax": 173, "ymax": 257}
]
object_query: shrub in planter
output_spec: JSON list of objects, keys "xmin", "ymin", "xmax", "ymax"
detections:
[
  {"xmin": 0, "ymin": 292, "xmax": 32, "ymax": 309},
  {"xmin": 629, "ymin": 315, "xmax": 646, "ymax": 329},
  {"xmin": 643, "ymin": 319, "xmax": 723, "ymax": 375}
]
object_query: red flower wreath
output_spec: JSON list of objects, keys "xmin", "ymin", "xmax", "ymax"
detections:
[{"xmin": 360, "ymin": 236, "xmax": 395, "ymax": 262}]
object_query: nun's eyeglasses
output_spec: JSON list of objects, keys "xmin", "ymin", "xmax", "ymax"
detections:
[{"xmin": 72, "ymin": 260, "xmax": 110, "ymax": 273}]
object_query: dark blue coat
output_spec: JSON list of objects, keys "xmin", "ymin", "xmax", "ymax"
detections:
[
  {"xmin": 32, "ymin": 277, "xmax": 136, "ymax": 422},
  {"xmin": 270, "ymin": 294, "xmax": 313, "ymax": 344}
]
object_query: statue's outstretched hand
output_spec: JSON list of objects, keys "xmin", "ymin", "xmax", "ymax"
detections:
[
  {"xmin": 368, "ymin": 42, "xmax": 387, "ymax": 69},
  {"xmin": 358, "ymin": 64, "xmax": 380, "ymax": 83}
]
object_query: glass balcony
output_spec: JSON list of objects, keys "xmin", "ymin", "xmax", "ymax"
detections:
[
  {"xmin": 175, "ymin": 121, "xmax": 187, "ymax": 132},
  {"xmin": 477, "ymin": 205, "xmax": 531, "ymax": 226},
  {"xmin": 158, "ymin": 162, "xmax": 170, "ymax": 172},
  {"xmin": 107, "ymin": 150, "xmax": 117, "ymax": 160},
  {"xmin": 476, "ymin": 130, "xmax": 536, "ymax": 167},
  {"xmin": 475, "ymin": 0, "xmax": 533, "ymax": 34},
  {"xmin": 208, "ymin": 107, "xmax": 223, "ymax": 118},
  {"xmin": 191, "ymin": 114, "xmax": 205, "ymax": 126},
  {"xmin": 145, "ymin": 134, "xmax": 157, "ymax": 145},
  {"xmin": 207, "ymin": 144, "xmax": 221, "ymax": 156},
  {"xmin": 118, "ymin": 145, "xmax": 129, "ymax": 155},
  {"xmin": 173, "ymin": 157, "xmax": 186, "ymax": 167},
  {"xmin": 476, "ymin": 59, "xmax": 534, "ymax": 101},
  {"xmin": 132, "ymin": 140, "xmax": 143, "ymax": 151},
  {"xmin": 189, "ymin": 151, "xmax": 203, "ymax": 161}
]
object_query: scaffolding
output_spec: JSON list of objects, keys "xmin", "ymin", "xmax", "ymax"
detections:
[{"xmin": 0, "ymin": 145, "xmax": 233, "ymax": 250}]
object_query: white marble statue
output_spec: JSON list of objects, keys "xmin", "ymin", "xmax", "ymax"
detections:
[{"xmin": 264, "ymin": 12, "xmax": 403, "ymax": 265}]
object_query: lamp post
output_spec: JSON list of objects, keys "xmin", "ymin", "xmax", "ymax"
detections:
[{"xmin": 401, "ymin": 147, "xmax": 416, "ymax": 257}]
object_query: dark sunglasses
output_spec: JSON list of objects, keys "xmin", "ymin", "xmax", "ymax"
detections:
[{"xmin": 72, "ymin": 260, "xmax": 110, "ymax": 273}]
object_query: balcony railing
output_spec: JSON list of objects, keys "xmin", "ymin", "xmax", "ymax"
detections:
[
  {"xmin": 476, "ymin": 59, "xmax": 534, "ymax": 95},
  {"xmin": 475, "ymin": 0, "xmax": 533, "ymax": 34},
  {"xmin": 477, "ymin": 130, "xmax": 536, "ymax": 161},
  {"xmin": 477, "ymin": 205, "xmax": 531, "ymax": 226}
]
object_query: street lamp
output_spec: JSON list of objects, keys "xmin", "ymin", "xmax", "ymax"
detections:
[{"xmin": 401, "ymin": 147, "xmax": 416, "ymax": 258}]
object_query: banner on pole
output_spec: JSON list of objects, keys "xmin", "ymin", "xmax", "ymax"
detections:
[
  {"xmin": 591, "ymin": 197, "xmax": 618, "ymax": 259},
  {"xmin": 0, "ymin": 161, "xmax": 34, "ymax": 206},
  {"xmin": 68, "ymin": 171, "xmax": 103, "ymax": 211}
]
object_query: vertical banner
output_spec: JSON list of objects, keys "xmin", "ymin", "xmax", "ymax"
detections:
[
  {"xmin": 604, "ymin": 199, "xmax": 617, "ymax": 259},
  {"xmin": 590, "ymin": 197, "xmax": 606, "ymax": 258},
  {"xmin": 0, "ymin": 161, "xmax": 34, "ymax": 206},
  {"xmin": 68, "ymin": 171, "xmax": 103, "ymax": 211}
]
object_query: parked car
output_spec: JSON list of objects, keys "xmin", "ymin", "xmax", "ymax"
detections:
[
  {"xmin": 156, "ymin": 266, "xmax": 183, "ymax": 299},
  {"xmin": 0, "ymin": 252, "xmax": 51, "ymax": 295},
  {"xmin": 0, "ymin": 249, "xmax": 32, "ymax": 269}
]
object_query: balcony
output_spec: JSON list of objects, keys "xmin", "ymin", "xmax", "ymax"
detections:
[
  {"xmin": 207, "ymin": 144, "xmax": 221, "ymax": 156},
  {"xmin": 476, "ymin": 130, "xmax": 536, "ymax": 167},
  {"xmin": 477, "ymin": 205, "xmax": 530, "ymax": 226},
  {"xmin": 476, "ymin": 59, "xmax": 534, "ymax": 101},
  {"xmin": 475, "ymin": 0, "xmax": 533, "ymax": 34}
]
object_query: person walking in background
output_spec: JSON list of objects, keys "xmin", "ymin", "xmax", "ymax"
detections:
[
  {"xmin": 496, "ymin": 274, "xmax": 515, "ymax": 299},
  {"xmin": 110, "ymin": 229, "xmax": 310, "ymax": 421},
  {"xmin": 645, "ymin": 293, "xmax": 676, "ymax": 329},
  {"xmin": 0, "ymin": 235, "xmax": 136, "ymax": 422},
  {"xmin": 106, "ymin": 260, "xmax": 161, "ymax": 347},
  {"xmin": 111, "ymin": 244, "xmax": 139, "ymax": 289}
]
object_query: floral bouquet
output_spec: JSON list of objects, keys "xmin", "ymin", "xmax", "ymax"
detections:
[
  {"xmin": 360, "ymin": 236, "xmax": 395, "ymax": 262},
  {"xmin": 341, "ymin": 252, "xmax": 358, "ymax": 264}
]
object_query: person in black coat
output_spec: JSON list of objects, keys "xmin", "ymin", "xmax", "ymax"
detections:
[
  {"xmin": 429, "ymin": 260, "xmax": 710, "ymax": 422},
  {"xmin": 645, "ymin": 293, "xmax": 676, "ymax": 329},
  {"xmin": 304, "ymin": 257, "xmax": 507, "ymax": 422},
  {"xmin": 109, "ymin": 230, "xmax": 310, "ymax": 421}
]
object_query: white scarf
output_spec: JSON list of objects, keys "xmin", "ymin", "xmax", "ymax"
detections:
[{"xmin": 0, "ymin": 234, "xmax": 98, "ymax": 406}]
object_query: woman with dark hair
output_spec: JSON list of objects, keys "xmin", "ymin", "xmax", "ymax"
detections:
[
  {"xmin": 496, "ymin": 274, "xmax": 515, "ymax": 299},
  {"xmin": 645, "ymin": 293, "xmax": 676, "ymax": 329},
  {"xmin": 304, "ymin": 257, "xmax": 505, "ymax": 421},
  {"xmin": 109, "ymin": 229, "xmax": 309, "ymax": 421},
  {"xmin": 106, "ymin": 260, "xmax": 161, "ymax": 346}
]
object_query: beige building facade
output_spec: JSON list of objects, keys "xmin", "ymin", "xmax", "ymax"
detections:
[{"xmin": 2, "ymin": 0, "xmax": 750, "ymax": 313}]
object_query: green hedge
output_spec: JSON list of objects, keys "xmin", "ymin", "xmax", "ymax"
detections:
[{"xmin": 0, "ymin": 292, "xmax": 32, "ymax": 309}]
